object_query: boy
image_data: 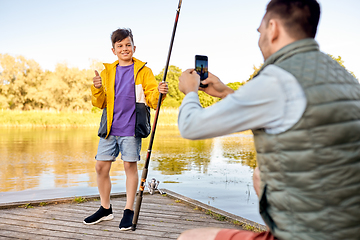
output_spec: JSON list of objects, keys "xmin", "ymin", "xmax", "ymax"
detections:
[{"xmin": 84, "ymin": 28, "xmax": 168, "ymax": 231}]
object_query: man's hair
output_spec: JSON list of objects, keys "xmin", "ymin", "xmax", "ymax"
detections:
[
  {"xmin": 111, "ymin": 28, "xmax": 134, "ymax": 48},
  {"xmin": 265, "ymin": 0, "xmax": 320, "ymax": 39}
]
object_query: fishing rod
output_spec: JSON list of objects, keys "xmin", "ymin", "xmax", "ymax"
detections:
[{"xmin": 132, "ymin": 0, "xmax": 182, "ymax": 231}]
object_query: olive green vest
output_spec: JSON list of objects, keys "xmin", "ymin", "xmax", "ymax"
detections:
[{"xmin": 253, "ymin": 39, "xmax": 360, "ymax": 240}]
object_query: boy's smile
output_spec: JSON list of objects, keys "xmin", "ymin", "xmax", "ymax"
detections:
[{"xmin": 112, "ymin": 36, "xmax": 136, "ymax": 66}]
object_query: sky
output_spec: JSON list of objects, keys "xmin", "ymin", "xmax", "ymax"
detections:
[{"xmin": 0, "ymin": 0, "xmax": 359, "ymax": 84}]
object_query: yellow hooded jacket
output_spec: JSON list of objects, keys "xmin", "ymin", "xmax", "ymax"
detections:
[{"xmin": 91, "ymin": 57, "xmax": 163, "ymax": 139}]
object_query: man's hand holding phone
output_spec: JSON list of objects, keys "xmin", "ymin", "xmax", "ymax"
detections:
[
  {"xmin": 179, "ymin": 69, "xmax": 200, "ymax": 95},
  {"xmin": 199, "ymin": 72, "xmax": 234, "ymax": 99},
  {"xmin": 179, "ymin": 54, "xmax": 234, "ymax": 98}
]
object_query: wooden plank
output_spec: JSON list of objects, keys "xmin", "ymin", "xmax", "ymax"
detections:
[
  {"xmin": 47, "ymin": 204, "xmax": 220, "ymax": 223},
  {"xmin": 4, "ymin": 197, "xmax": 213, "ymax": 223},
  {"xmin": 15, "ymin": 196, "xmax": 226, "ymax": 226},
  {"xmin": 0, "ymin": 206, "xmax": 190, "ymax": 239},
  {"xmin": 1, "ymin": 207, "xmax": 232, "ymax": 232},
  {"xmin": 0, "ymin": 234, "xmax": 18, "ymax": 240},
  {"xmin": 162, "ymin": 188, "xmax": 266, "ymax": 231},
  {"xmin": 0, "ymin": 214, "xmax": 176, "ymax": 239},
  {"xmin": 0, "ymin": 205, "xmax": 234, "ymax": 238},
  {"xmin": 0, "ymin": 223, "xmax": 80, "ymax": 240},
  {"xmin": 0, "ymin": 189, "xmax": 264, "ymax": 239},
  {"xmin": 0, "ymin": 216, "xmax": 175, "ymax": 240}
]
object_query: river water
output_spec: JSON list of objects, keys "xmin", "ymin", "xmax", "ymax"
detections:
[{"xmin": 0, "ymin": 126, "xmax": 263, "ymax": 224}]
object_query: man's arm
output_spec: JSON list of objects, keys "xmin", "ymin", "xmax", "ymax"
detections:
[{"xmin": 178, "ymin": 70, "xmax": 286, "ymax": 140}]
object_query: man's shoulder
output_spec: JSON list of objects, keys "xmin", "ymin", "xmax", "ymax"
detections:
[
  {"xmin": 244, "ymin": 64, "xmax": 301, "ymax": 99},
  {"xmin": 256, "ymin": 64, "xmax": 295, "ymax": 83}
]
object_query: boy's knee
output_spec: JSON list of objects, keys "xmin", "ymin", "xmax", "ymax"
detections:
[
  {"xmin": 123, "ymin": 161, "xmax": 137, "ymax": 171},
  {"xmin": 95, "ymin": 161, "xmax": 111, "ymax": 175}
]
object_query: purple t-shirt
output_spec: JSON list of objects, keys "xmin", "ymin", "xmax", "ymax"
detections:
[{"xmin": 109, "ymin": 64, "xmax": 136, "ymax": 136}]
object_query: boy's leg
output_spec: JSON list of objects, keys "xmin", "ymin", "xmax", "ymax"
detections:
[
  {"xmin": 83, "ymin": 160, "xmax": 114, "ymax": 225},
  {"xmin": 118, "ymin": 162, "xmax": 138, "ymax": 230},
  {"xmin": 118, "ymin": 136, "xmax": 141, "ymax": 230},
  {"xmin": 123, "ymin": 161, "xmax": 138, "ymax": 210},
  {"xmin": 96, "ymin": 160, "xmax": 112, "ymax": 209},
  {"xmin": 83, "ymin": 136, "xmax": 118, "ymax": 225},
  {"xmin": 83, "ymin": 161, "xmax": 114, "ymax": 224}
]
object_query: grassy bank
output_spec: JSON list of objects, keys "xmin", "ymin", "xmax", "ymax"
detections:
[{"xmin": 0, "ymin": 108, "xmax": 179, "ymax": 127}]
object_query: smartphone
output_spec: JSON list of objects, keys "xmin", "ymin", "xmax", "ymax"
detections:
[{"xmin": 195, "ymin": 55, "xmax": 208, "ymax": 88}]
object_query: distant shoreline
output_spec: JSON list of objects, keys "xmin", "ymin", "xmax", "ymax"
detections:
[{"xmin": 0, "ymin": 108, "xmax": 178, "ymax": 127}]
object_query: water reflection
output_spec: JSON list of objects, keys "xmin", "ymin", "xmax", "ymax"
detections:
[
  {"xmin": 220, "ymin": 134, "xmax": 257, "ymax": 168},
  {"xmin": 147, "ymin": 132, "xmax": 214, "ymax": 175},
  {"xmin": 0, "ymin": 126, "xmax": 262, "ymax": 223}
]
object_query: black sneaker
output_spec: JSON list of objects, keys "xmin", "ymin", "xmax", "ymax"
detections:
[
  {"xmin": 83, "ymin": 205, "xmax": 114, "ymax": 225},
  {"xmin": 119, "ymin": 209, "xmax": 134, "ymax": 231}
]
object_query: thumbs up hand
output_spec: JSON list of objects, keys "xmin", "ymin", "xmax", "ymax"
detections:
[{"xmin": 93, "ymin": 70, "xmax": 102, "ymax": 89}]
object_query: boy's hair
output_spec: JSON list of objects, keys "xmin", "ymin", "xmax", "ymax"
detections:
[
  {"xmin": 265, "ymin": 0, "xmax": 320, "ymax": 39},
  {"xmin": 111, "ymin": 28, "xmax": 134, "ymax": 48}
]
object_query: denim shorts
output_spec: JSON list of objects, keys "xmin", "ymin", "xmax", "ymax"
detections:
[{"xmin": 95, "ymin": 135, "xmax": 141, "ymax": 162}]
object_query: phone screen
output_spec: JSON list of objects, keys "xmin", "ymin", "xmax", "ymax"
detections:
[{"xmin": 195, "ymin": 55, "xmax": 208, "ymax": 80}]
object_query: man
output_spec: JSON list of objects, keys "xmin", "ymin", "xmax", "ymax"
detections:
[{"xmin": 177, "ymin": 0, "xmax": 360, "ymax": 239}]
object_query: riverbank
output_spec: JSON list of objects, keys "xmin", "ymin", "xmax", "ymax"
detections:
[{"xmin": 0, "ymin": 108, "xmax": 178, "ymax": 127}]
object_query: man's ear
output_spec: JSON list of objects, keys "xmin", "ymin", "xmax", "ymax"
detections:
[
  {"xmin": 111, "ymin": 48, "xmax": 116, "ymax": 55},
  {"xmin": 133, "ymin": 45, "xmax": 136, "ymax": 53},
  {"xmin": 268, "ymin": 19, "xmax": 280, "ymax": 43}
]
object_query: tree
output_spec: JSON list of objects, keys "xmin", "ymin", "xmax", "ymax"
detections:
[
  {"xmin": 155, "ymin": 65, "xmax": 184, "ymax": 108},
  {"xmin": 0, "ymin": 54, "xmax": 94, "ymax": 111},
  {"xmin": 248, "ymin": 64, "xmax": 263, "ymax": 81},
  {"xmin": 42, "ymin": 64, "xmax": 93, "ymax": 111},
  {"xmin": 0, "ymin": 54, "xmax": 45, "ymax": 110},
  {"xmin": 328, "ymin": 54, "xmax": 357, "ymax": 79},
  {"xmin": 227, "ymin": 82, "xmax": 244, "ymax": 91}
]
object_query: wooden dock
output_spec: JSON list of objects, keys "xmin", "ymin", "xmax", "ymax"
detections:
[{"xmin": 0, "ymin": 189, "xmax": 265, "ymax": 239}]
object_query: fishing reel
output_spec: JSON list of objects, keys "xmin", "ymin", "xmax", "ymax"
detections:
[{"xmin": 147, "ymin": 178, "xmax": 164, "ymax": 195}]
